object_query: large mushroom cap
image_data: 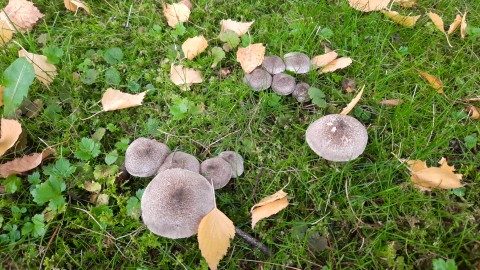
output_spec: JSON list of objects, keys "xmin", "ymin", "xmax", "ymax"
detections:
[
  {"xmin": 243, "ymin": 68, "xmax": 272, "ymax": 91},
  {"xmin": 283, "ymin": 52, "xmax": 310, "ymax": 74},
  {"xmin": 125, "ymin": 138, "xmax": 170, "ymax": 177},
  {"xmin": 292, "ymin": 82, "xmax": 311, "ymax": 103},
  {"xmin": 218, "ymin": 151, "xmax": 244, "ymax": 178},
  {"xmin": 158, "ymin": 151, "xmax": 200, "ymax": 174},
  {"xmin": 200, "ymin": 157, "xmax": 232, "ymax": 189},
  {"xmin": 305, "ymin": 114, "xmax": 368, "ymax": 162},
  {"xmin": 272, "ymin": 73, "xmax": 296, "ymax": 96},
  {"xmin": 262, "ymin": 56, "xmax": 286, "ymax": 75},
  {"xmin": 141, "ymin": 168, "xmax": 215, "ymax": 239}
]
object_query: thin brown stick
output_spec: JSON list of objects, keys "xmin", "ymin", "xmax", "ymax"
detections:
[{"xmin": 235, "ymin": 227, "xmax": 271, "ymax": 257}]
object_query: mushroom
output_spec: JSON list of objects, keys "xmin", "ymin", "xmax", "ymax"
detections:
[
  {"xmin": 158, "ymin": 151, "xmax": 200, "ymax": 174},
  {"xmin": 141, "ymin": 168, "xmax": 215, "ymax": 239},
  {"xmin": 125, "ymin": 137, "xmax": 170, "ymax": 177},
  {"xmin": 305, "ymin": 114, "xmax": 368, "ymax": 162},
  {"xmin": 292, "ymin": 82, "xmax": 311, "ymax": 103},
  {"xmin": 200, "ymin": 157, "xmax": 232, "ymax": 189},
  {"xmin": 218, "ymin": 151, "xmax": 244, "ymax": 178},
  {"xmin": 262, "ymin": 56, "xmax": 285, "ymax": 75},
  {"xmin": 271, "ymin": 73, "xmax": 296, "ymax": 96},
  {"xmin": 283, "ymin": 52, "xmax": 310, "ymax": 74},
  {"xmin": 243, "ymin": 68, "xmax": 272, "ymax": 91}
]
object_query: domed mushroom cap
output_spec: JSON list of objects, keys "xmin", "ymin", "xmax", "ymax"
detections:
[
  {"xmin": 292, "ymin": 82, "xmax": 311, "ymax": 103},
  {"xmin": 200, "ymin": 157, "xmax": 232, "ymax": 189},
  {"xmin": 158, "ymin": 151, "xmax": 200, "ymax": 174},
  {"xmin": 305, "ymin": 114, "xmax": 368, "ymax": 162},
  {"xmin": 283, "ymin": 52, "xmax": 310, "ymax": 74},
  {"xmin": 125, "ymin": 138, "xmax": 170, "ymax": 177},
  {"xmin": 243, "ymin": 68, "xmax": 272, "ymax": 91},
  {"xmin": 218, "ymin": 151, "xmax": 244, "ymax": 178},
  {"xmin": 141, "ymin": 168, "xmax": 215, "ymax": 239},
  {"xmin": 272, "ymin": 73, "xmax": 296, "ymax": 96},
  {"xmin": 262, "ymin": 56, "xmax": 285, "ymax": 75}
]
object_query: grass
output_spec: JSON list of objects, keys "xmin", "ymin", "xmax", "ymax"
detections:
[{"xmin": 1, "ymin": 0, "xmax": 479, "ymax": 269}]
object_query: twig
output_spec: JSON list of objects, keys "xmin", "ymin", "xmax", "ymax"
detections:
[
  {"xmin": 125, "ymin": 3, "xmax": 133, "ymax": 28},
  {"xmin": 39, "ymin": 223, "xmax": 61, "ymax": 270},
  {"xmin": 235, "ymin": 227, "xmax": 271, "ymax": 257}
]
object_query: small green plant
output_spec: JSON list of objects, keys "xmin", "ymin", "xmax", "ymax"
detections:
[
  {"xmin": 169, "ymin": 98, "xmax": 203, "ymax": 120},
  {"xmin": 464, "ymin": 135, "xmax": 477, "ymax": 150},
  {"xmin": 103, "ymin": 47, "xmax": 124, "ymax": 65},
  {"xmin": 126, "ymin": 189, "xmax": 144, "ymax": 219},
  {"xmin": 432, "ymin": 258, "xmax": 458, "ymax": 270},
  {"xmin": 75, "ymin": 138, "xmax": 102, "ymax": 161},
  {"xmin": 308, "ymin": 87, "xmax": 327, "ymax": 108}
]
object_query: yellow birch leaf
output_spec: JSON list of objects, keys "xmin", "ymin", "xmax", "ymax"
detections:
[
  {"xmin": 407, "ymin": 160, "xmax": 428, "ymax": 172},
  {"xmin": 0, "ymin": 85, "xmax": 4, "ymax": 106},
  {"xmin": 64, "ymin": 0, "xmax": 91, "ymax": 14},
  {"xmin": 162, "ymin": 1, "xmax": 190, "ymax": 28},
  {"xmin": 409, "ymin": 158, "xmax": 463, "ymax": 191},
  {"xmin": 198, "ymin": 208, "xmax": 235, "ymax": 270},
  {"xmin": 311, "ymin": 51, "xmax": 338, "ymax": 69},
  {"xmin": 182, "ymin": 35, "xmax": 208, "ymax": 60},
  {"xmin": 236, "ymin": 43, "xmax": 265, "ymax": 73},
  {"xmin": 0, "ymin": 118, "xmax": 22, "ymax": 157},
  {"xmin": 427, "ymin": 12, "xmax": 445, "ymax": 33},
  {"xmin": 394, "ymin": 0, "xmax": 416, "ymax": 8},
  {"xmin": 418, "ymin": 71, "xmax": 443, "ymax": 93},
  {"xmin": 0, "ymin": 21, "xmax": 13, "ymax": 46},
  {"xmin": 379, "ymin": 99, "xmax": 402, "ymax": 106},
  {"xmin": 18, "ymin": 49, "xmax": 57, "ymax": 86},
  {"xmin": 0, "ymin": 150, "xmax": 51, "ymax": 178},
  {"xmin": 460, "ymin": 12, "xmax": 467, "ymax": 38},
  {"xmin": 340, "ymin": 85, "xmax": 365, "ymax": 115},
  {"xmin": 466, "ymin": 106, "xmax": 480, "ymax": 120},
  {"xmin": 320, "ymin": 57, "xmax": 352, "ymax": 74},
  {"xmin": 251, "ymin": 190, "xmax": 289, "ymax": 229},
  {"xmin": 170, "ymin": 64, "xmax": 203, "ymax": 86},
  {"xmin": 101, "ymin": 88, "xmax": 147, "ymax": 111},
  {"xmin": 0, "ymin": 0, "xmax": 44, "ymax": 33},
  {"xmin": 381, "ymin": 10, "xmax": 421, "ymax": 28},
  {"xmin": 220, "ymin": 19, "xmax": 254, "ymax": 36},
  {"xmin": 447, "ymin": 14, "xmax": 462, "ymax": 35},
  {"xmin": 348, "ymin": 0, "xmax": 391, "ymax": 12}
]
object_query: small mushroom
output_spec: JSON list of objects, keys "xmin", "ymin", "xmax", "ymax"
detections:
[
  {"xmin": 272, "ymin": 73, "xmax": 296, "ymax": 96},
  {"xmin": 243, "ymin": 68, "xmax": 272, "ymax": 91},
  {"xmin": 305, "ymin": 114, "xmax": 368, "ymax": 162},
  {"xmin": 200, "ymin": 157, "xmax": 232, "ymax": 189},
  {"xmin": 262, "ymin": 56, "xmax": 285, "ymax": 75},
  {"xmin": 218, "ymin": 151, "xmax": 244, "ymax": 178},
  {"xmin": 125, "ymin": 137, "xmax": 170, "ymax": 177},
  {"xmin": 292, "ymin": 82, "xmax": 311, "ymax": 103},
  {"xmin": 158, "ymin": 151, "xmax": 200, "ymax": 174},
  {"xmin": 283, "ymin": 52, "xmax": 310, "ymax": 74},
  {"xmin": 141, "ymin": 168, "xmax": 215, "ymax": 239}
]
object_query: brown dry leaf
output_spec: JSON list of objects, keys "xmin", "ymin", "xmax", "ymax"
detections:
[
  {"xmin": 0, "ymin": 118, "xmax": 22, "ymax": 157},
  {"xmin": 466, "ymin": 106, "xmax": 480, "ymax": 120},
  {"xmin": 408, "ymin": 158, "xmax": 463, "ymax": 190},
  {"xmin": 447, "ymin": 14, "xmax": 462, "ymax": 35},
  {"xmin": 64, "ymin": 0, "xmax": 91, "ymax": 14},
  {"xmin": 0, "ymin": 150, "xmax": 51, "ymax": 178},
  {"xmin": 427, "ymin": 12, "xmax": 445, "ymax": 33},
  {"xmin": 464, "ymin": 97, "xmax": 480, "ymax": 103},
  {"xmin": 379, "ymin": 99, "xmax": 402, "ymax": 106},
  {"xmin": 342, "ymin": 78, "xmax": 357, "ymax": 93},
  {"xmin": 182, "ymin": 35, "xmax": 208, "ymax": 60},
  {"xmin": 162, "ymin": 1, "xmax": 190, "ymax": 28},
  {"xmin": 84, "ymin": 181, "xmax": 101, "ymax": 193},
  {"xmin": 170, "ymin": 64, "xmax": 203, "ymax": 86},
  {"xmin": 0, "ymin": 0, "xmax": 44, "ymax": 33},
  {"xmin": 0, "ymin": 85, "xmax": 4, "ymax": 106},
  {"xmin": 381, "ymin": 10, "xmax": 421, "ymax": 28},
  {"xmin": 101, "ymin": 88, "xmax": 147, "ymax": 112},
  {"xmin": 18, "ymin": 49, "xmax": 57, "ymax": 86},
  {"xmin": 0, "ymin": 21, "xmax": 13, "ymax": 46},
  {"xmin": 341, "ymin": 85, "xmax": 365, "ymax": 115},
  {"xmin": 220, "ymin": 19, "xmax": 254, "ymax": 36},
  {"xmin": 236, "ymin": 43, "xmax": 265, "ymax": 73},
  {"xmin": 418, "ymin": 71, "xmax": 443, "ymax": 93},
  {"xmin": 394, "ymin": 0, "xmax": 416, "ymax": 8},
  {"xmin": 320, "ymin": 57, "xmax": 352, "ymax": 74},
  {"xmin": 198, "ymin": 208, "xmax": 235, "ymax": 270},
  {"xmin": 311, "ymin": 51, "xmax": 338, "ymax": 69},
  {"xmin": 460, "ymin": 12, "xmax": 467, "ymax": 38},
  {"xmin": 348, "ymin": 0, "xmax": 391, "ymax": 12},
  {"xmin": 251, "ymin": 190, "xmax": 289, "ymax": 229}
]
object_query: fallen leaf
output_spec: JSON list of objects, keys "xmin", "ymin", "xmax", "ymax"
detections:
[
  {"xmin": 341, "ymin": 85, "xmax": 365, "ymax": 115},
  {"xmin": 394, "ymin": 0, "xmax": 416, "ymax": 8},
  {"xmin": 236, "ymin": 43, "xmax": 265, "ymax": 73},
  {"xmin": 0, "ymin": 118, "xmax": 22, "ymax": 157},
  {"xmin": 342, "ymin": 78, "xmax": 357, "ymax": 93},
  {"xmin": 0, "ymin": 21, "xmax": 13, "ymax": 45},
  {"xmin": 418, "ymin": 71, "xmax": 443, "ymax": 93},
  {"xmin": 182, "ymin": 35, "xmax": 208, "ymax": 60},
  {"xmin": 320, "ymin": 57, "xmax": 352, "ymax": 74},
  {"xmin": 466, "ymin": 106, "xmax": 480, "ymax": 120},
  {"xmin": 162, "ymin": 1, "xmax": 190, "ymax": 28},
  {"xmin": 170, "ymin": 64, "xmax": 203, "ymax": 86},
  {"xmin": 0, "ymin": 150, "xmax": 51, "ymax": 178},
  {"xmin": 379, "ymin": 99, "xmax": 402, "ymax": 106},
  {"xmin": 381, "ymin": 10, "xmax": 421, "ymax": 28},
  {"xmin": 251, "ymin": 190, "xmax": 289, "ymax": 229},
  {"xmin": 460, "ymin": 12, "xmax": 467, "ymax": 38},
  {"xmin": 180, "ymin": 0, "xmax": 192, "ymax": 9},
  {"xmin": 408, "ymin": 158, "xmax": 463, "ymax": 190},
  {"xmin": 427, "ymin": 12, "xmax": 445, "ymax": 33},
  {"xmin": 18, "ymin": 49, "xmax": 57, "ymax": 86},
  {"xmin": 311, "ymin": 51, "xmax": 338, "ymax": 69},
  {"xmin": 0, "ymin": 85, "xmax": 4, "ymax": 106},
  {"xmin": 84, "ymin": 181, "xmax": 101, "ymax": 193},
  {"xmin": 0, "ymin": 0, "xmax": 44, "ymax": 33},
  {"xmin": 64, "ymin": 0, "xmax": 91, "ymax": 14},
  {"xmin": 447, "ymin": 14, "xmax": 462, "ymax": 35},
  {"xmin": 348, "ymin": 0, "xmax": 391, "ymax": 12},
  {"xmin": 101, "ymin": 88, "xmax": 147, "ymax": 112},
  {"xmin": 220, "ymin": 19, "xmax": 254, "ymax": 36},
  {"xmin": 198, "ymin": 208, "xmax": 235, "ymax": 270},
  {"xmin": 464, "ymin": 97, "xmax": 480, "ymax": 103}
]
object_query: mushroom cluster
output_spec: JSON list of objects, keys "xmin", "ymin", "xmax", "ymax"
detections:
[
  {"xmin": 124, "ymin": 137, "xmax": 244, "ymax": 239},
  {"xmin": 243, "ymin": 52, "xmax": 312, "ymax": 103}
]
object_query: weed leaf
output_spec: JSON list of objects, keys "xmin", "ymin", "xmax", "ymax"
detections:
[{"xmin": 2, "ymin": 57, "xmax": 35, "ymax": 116}]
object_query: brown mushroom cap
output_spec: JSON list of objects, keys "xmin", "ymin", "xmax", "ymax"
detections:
[
  {"xmin": 141, "ymin": 168, "xmax": 215, "ymax": 239},
  {"xmin": 262, "ymin": 56, "xmax": 286, "ymax": 75},
  {"xmin": 243, "ymin": 68, "xmax": 272, "ymax": 91},
  {"xmin": 218, "ymin": 151, "xmax": 244, "ymax": 178},
  {"xmin": 125, "ymin": 138, "xmax": 170, "ymax": 177},
  {"xmin": 305, "ymin": 114, "xmax": 368, "ymax": 162},
  {"xmin": 200, "ymin": 157, "xmax": 232, "ymax": 189},
  {"xmin": 272, "ymin": 73, "xmax": 296, "ymax": 96},
  {"xmin": 284, "ymin": 52, "xmax": 310, "ymax": 74},
  {"xmin": 292, "ymin": 82, "xmax": 311, "ymax": 103},
  {"xmin": 158, "ymin": 151, "xmax": 200, "ymax": 174}
]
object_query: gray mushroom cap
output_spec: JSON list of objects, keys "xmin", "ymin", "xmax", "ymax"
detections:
[
  {"xmin": 305, "ymin": 114, "xmax": 368, "ymax": 162},
  {"xmin": 141, "ymin": 168, "xmax": 215, "ymax": 239},
  {"xmin": 125, "ymin": 138, "xmax": 170, "ymax": 177},
  {"xmin": 292, "ymin": 82, "xmax": 311, "ymax": 103},
  {"xmin": 218, "ymin": 151, "xmax": 244, "ymax": 178},
  {"xmin": 158, "ymin": 151, "xmax": 200, "ymax": 174},
  {"xmin": 262, "ymin": 56, "xmax": 286, "ymax": 75},
  {"xmin": 243, "ymin": 68, "xmax": 272, "ymax": 91},
  {"xmin": 200, "ymin": 157, "xmax": 232, "ymax": 189},
  {"xmin": 284, "ymin": 52, "xmax": 311, "ymax": 74},
  {"xmin": 272, "ymin": 73, "xmax": 296, "ymax": 96}
]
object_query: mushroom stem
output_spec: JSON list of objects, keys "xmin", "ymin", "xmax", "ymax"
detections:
[{"xmin": 235, "ymin": 226, "xmax": 272, "ymax": 257}]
